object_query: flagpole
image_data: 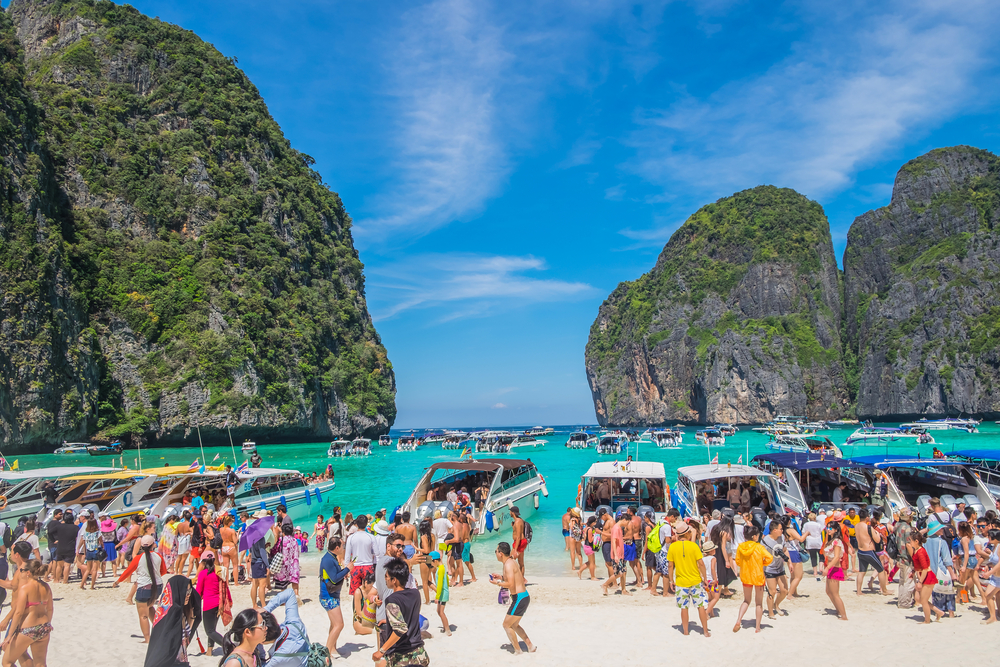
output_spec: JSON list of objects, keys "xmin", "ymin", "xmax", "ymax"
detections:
[
  {"xmin": 196, "ymin": 423, "xmax": 206, "ymax": 467},
  {"xmin": 226, "ymin": 423, "xmax": 238, "ymax": 467},
  {"xmin": 746, "ymin": 439, "xmax": 749, "ymax": 467}
]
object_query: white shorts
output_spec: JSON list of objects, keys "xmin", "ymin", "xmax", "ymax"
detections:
[{"xmin": 177, "ymin": 534, "xmax": 191, "ymax": 555}]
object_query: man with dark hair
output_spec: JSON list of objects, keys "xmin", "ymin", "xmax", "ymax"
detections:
[
  {"xmin": 276, "ymin": 504, "xmax": 293, "ymax": 530},
  {"xmin": 372, "ymin": 556, "xmax": 427, "ymax": 667},
  {"xmin": 511, "ymin": 506, "xmax": 528, "ymax": 576},
  {"xmin": 490, "ymin": 541, "xmax": 535, "ymax": 654},
  {"xmin": 375, "ymin": 532, "xmax": 418, "ymax": 653},
  {"xmin": 345, "ymin": 514, "xmax": 377, "ymax": 596},
  {"xmin": 397, "ymin": 511, "xmax": 417, "ymax": 560}
]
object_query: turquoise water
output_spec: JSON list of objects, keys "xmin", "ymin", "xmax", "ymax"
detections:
[{"xmin": 9, "ymin": 423, "xmax": 999, "ymax": 574}]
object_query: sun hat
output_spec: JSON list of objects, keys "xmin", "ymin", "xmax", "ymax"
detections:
[
  {"xmin": 674, "ymin": 521, "xmax": 691, "ymax": 537},
  {"xmin": 373, "ymin": 520, "xmax": 390, "ymax": 536},
  {"xmin": 702, "ymin": 540, "xmax": 717, "ymax": 552},
  {"xmin": 571, "ymin": 508, "xmax": 581, "ymax": 518},
  {"xmin": 899, "ymin": 507, "xmax": 914, "ymax": 518},
  {"xmin": 252, "ymin": 509, "xmax": 268, "ymax": 519},
  {"xmin": 832, "ymin": 510, "xmax": 845, "ymax": 521},
  {"xmin": 429, "ymin": 550, "xmax": 441, "ymax": 560},
  {"xmin": 733, "ymin": 514, "xmax": 746, "ymax": 525}
]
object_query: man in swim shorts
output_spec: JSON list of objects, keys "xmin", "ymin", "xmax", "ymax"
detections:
[
  {"xmin": 491, "ymin": 542, "xmax": 535, "ymax": 654},
  {"xmin": 853, "ymin": 508, "xmax": 887, "ymax": 596},
  {"xmin": 511, "ymin": 507, "xmax": 527, "ymax": 576}
]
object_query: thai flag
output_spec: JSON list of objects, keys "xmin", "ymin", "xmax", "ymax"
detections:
[
  {"xmin": 187, "ymin": 459, "xmax": 200, "ymax": 472},
  {"xmin": 737, "ymin": 455, "xmax": 743, "ymax": 464},
  {"xmin": 236, "ymin": 461, "xmax": 249, "ymax": 473},
  {"xmin": 711, "ymin": 454, "xmax": 718, "ymax": 465}
]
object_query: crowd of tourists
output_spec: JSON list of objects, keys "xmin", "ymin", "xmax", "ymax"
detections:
[{"xmin": 563, "ymin": 495, "xmax": 1000, "ymax": 635}]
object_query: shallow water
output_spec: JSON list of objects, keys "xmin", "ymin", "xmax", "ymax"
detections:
[{"xmin": 12, "ymin": 422, "xmax": 997, "ymax": 574}]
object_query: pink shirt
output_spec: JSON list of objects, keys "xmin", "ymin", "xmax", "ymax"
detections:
[
  {"xmin": 611, "ymin": 523, "xmax": 624, "ymax": 559},
  {"xmin": 196, "ymin": 569, "xmax": 225, "ymax": 611}
]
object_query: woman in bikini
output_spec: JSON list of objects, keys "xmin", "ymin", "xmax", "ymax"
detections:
[
  {"xmin": 351, "ymin": 571, "xmax": 378, "ymax": 635},
  {"xmin": 418, "ymin": 519, "xmax": 435, "ymax": 604},
  {"xmin": 0, "ymin": 552, "xmax": 53, "ymax": 667},
  {"xmin": 220, "ymin": 514, "xmax": 240, "ymax": 585}
]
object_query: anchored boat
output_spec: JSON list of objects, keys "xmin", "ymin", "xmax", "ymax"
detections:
[
  {"xmin": 649, "ymin": 429, "xmax": 683, "ymax": 448},
  {"xmin": 765, "ymin": 434, "xmax": 842, "ymax": 457},
  {"xmin": 695, "ymin": 428, "xmax": 725, "ymax": 446},
  {"xmin": 596, "ymin": 435, "xmax": 624, "ymax": 455},
  {"xmin": 54, "ymin": 442, "xmax": 89, "ymax": 455},
  {"xmin": 327, "ymin": 440, "xmax": 350, "ymax": 457},
  {"xmin": 349, "ymin": 439, "xmax": 372, "ymax": 456},
  {"xmin": 379, "ymin": 435, "xmax": 392, "ymax": 447},
  {"xmin": 674, "ymin": 463, "xmax": 786, "ymax": 519},
  {"xmin": 566, "ymin": 431, "xmax": 597, "ymax": 449},
  {"xmin": 577, "ymin": 460, "xmax": 670, "ymax": 524}
]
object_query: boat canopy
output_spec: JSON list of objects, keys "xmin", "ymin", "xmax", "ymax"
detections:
[
  {"xmin": 678, "ymin": 464, "xmax": 776, "ymax": 482},
  {"xmin": 424, "ymin": 459, "xmax": 532, "ymax": 474},
  {"xmin": 581, "ymin": 461, "xmax": 666, "ymax": 479},
  {"xmin": 0, "ymin": 466, "xmax": 119, "ymax": 481},
  {"xmin": 751, "ymin": 454, "xmax": 871, "ymax": 471},
  {"xmin": 949, "ymin": 450, "xmax": 1000, "ymax": 462},
  {"xmin": 850, "ymin": 455, "xmax": 971, "ymax": 468}
]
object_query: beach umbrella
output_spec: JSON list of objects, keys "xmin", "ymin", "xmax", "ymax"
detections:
[{"xmin": 239, "ymin": 516, "xmax": 275, "ymax": 551}]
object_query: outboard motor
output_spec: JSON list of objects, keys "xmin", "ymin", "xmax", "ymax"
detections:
[
  {"xmin": 941, "ymin": 494, "xmax": 959, "ymax": 513},
  {"xmin": 637, "ymin": 505, "xmax": 656, "ymax": 520},
  {"xmin": 962, "ymin": 494, "xmax": 986, "ymax": 516},
  {"xmin": 750, "ymin": 508, "xmax": 768, "ymax": 532},
  {"xmin": 916, "ymin": 495, "xmax": 933, "ymax": 516}
]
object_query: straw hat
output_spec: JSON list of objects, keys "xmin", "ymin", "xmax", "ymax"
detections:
[
  {"xmin": 252, "ymin": 509, "xmax": 269, "ymax": 519},
  {"xmin": 702, "ymin": 540, "xmax": 717, "ymax": 552},
  {"xmin": 673, "ymin": 521, "xmax": 691, "ymax": 537},
  {"xmin": 571, "ymin": 507, "xmax": 581, "ymax": 518}
]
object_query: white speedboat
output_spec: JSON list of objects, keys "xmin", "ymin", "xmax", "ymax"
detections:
[
  {"xmin": 54, "ymin": 442, "xmax": 89, "ymax": 455},
  {"xmin": 511, "ymin": 435, "xmax": 546, "ymax": 449},
  {"xmin": 846, "ymin": 426, "xmax": 934, "ymax": 445},
  {"xmin": 0, "ymin": 466, "xmax": 119, "ymax": 523},
  {"xmin": 906, "ymin": 418, "xmax": 980, "ymax": 433},
  {"xmin": 423, "ymin": 433, "xmax": 447, "ymax": 444},
  {"xmin": 397, "ymin": 435, "xmax": 419, "ymax": 452},
  {"xmin": 241, "ymin": 441, "xmax": 257, "ymax": 453},
  {"xmin": 674, "ymin": 464, "xmax": 786, "ymax": 519},
  {"xmin": 566, "ymin": 431, "xmax": 597, "ymax": 449},
  {"xmin": 398, "ymin": 458, "xmax": 548, "ymax": 538},
  {"xmin": 524, "ymin": 426, "xmax": 554, "ymax": 436},
  {"xmin": 650, "ymin": 429, "xmax": 682, "ymax": 448},
  {"xmin": 695, "ymin": 428, "xmax": 725, "ymax": 446},
  {"xmin": 765, "ymin": 434, "xmax": 842, "ymax": 457},
  {"xmin": 327, "ymin": 440, "xmax": 350, "ymax": 457},
  {"xmin": 441, "ymin": 435, "xmax": 464, "ymax": 450},
  {"xmin": 349, "ymin": 439, "xmax": 372, "ymax": 456},
  {"xmin": 378, "ymin": 435, "xmax": 392, "ymax": 446},
  {"xmin": 577, "ymin": 460, "xmax": 669, "ymax": 524},
  {"xmin": 596, "ymin": 435, "xmax": 624, "ymax": 455},
  {"xmin": 851, "ymin": 455, "xmax": 994, "ymax": 517},
  {"xmin": 713, "ymin": 424, "xmax": 737, "ymax": 436}
]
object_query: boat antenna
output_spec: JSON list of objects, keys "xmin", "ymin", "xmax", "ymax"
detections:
[{"xmin": 225, "ymin": 420, "xmax": 238, "ymax": 467}]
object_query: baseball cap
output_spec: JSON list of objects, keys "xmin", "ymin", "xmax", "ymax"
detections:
[{"xmin": 429, "ymin": 551, "xmax": 441, "ymax": 560}]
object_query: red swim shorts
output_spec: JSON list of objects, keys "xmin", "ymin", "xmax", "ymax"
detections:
[
  {"xmin": 350, "ymin": 564, "xmax": 375, "ymax": 595},
  {"xmin": 515, "ymin": 539, "xmax": 528, "ymax": 554}
]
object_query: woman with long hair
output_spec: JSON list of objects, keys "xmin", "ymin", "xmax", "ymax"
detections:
[
  {"xmin": 418, "ymin": 519, "xmax": 434, "ymax": 604},
  {"xmin": 577, "ymin": 516, "xmax": 598, "ymax": 581},
  {"xmin": 978, "ymin": 528, "xmax": 1000, "ymax": 625},
  {"xmin": 81, "ymin": 516, "xmax": 103, "ymax": 590},
  {"xmin": 711, "ymin": 513, "xmax": 736, "ymax": 598},
  {"xmin": 823, "ymin": 522, "xmax": 848, "ymax": 621},
  {"xmin": 314, "ymin": 515, "xmax": 327, "ymax": 552},
  {"xmin": 733, "ymin": 525, "xmax": 772, "ymax": 633},
  {"xmin": 910, "ymin": 531, "xmax": 943, "ymax": 623},
  {"xmin": 219, "ymin": 515, "xmax": 239, "ymax": 585},
  {"xmin": 116, "ymin": 534, "xmax": 167, "ymax": 642},
  {"xmin": 781, "ymin": 515, "xmax": 806, "ymax": 597},
  {"xmin": 351, "ymin": 571, "xmax": 377, "ymax": 635},
  {"xmin": 144, "ymin": 575, "xmax": 202, "ymax": 667},
  {"xmin": 320, "ymin": 536, "xmax": 350, "ymax": 655},
  {"xmin": 0, "ymin": 553, "xmax": 52, "ymax": 667},
  {"xmin": 196, "ymin": 551, "xmax": 231, "ymax": 655},
  {"xmin": 219, "ymin": 609, "xmax": 266, "ymax": 667}
]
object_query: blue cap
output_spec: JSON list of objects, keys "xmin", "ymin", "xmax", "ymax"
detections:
[{"xmin": 429, "ymin": 550, "xmax": 441, "ymax": 560}]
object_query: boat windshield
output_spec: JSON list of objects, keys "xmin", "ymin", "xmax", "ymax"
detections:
[
  {"xmin": 498, "ymin": 465, "xmax": 537, "ymax": 491},
  {"xmin": 581, "ymin": 476, "xmax": 666, "ymax": 513}
]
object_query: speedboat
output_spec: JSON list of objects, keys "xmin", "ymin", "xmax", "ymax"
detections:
[
  {"xmin": 54, "ymin": 442, "xmax": 89, "ymax": 455},
  {"xmin": 650, "ymin": 429, "xmax": 682, "ymax": 448},
  {"xmin": 596, "ymin": 435, "xmax": 623, "ymax": 455},
  {"xmin": 850, "ymin": 455, "xmax": 995, "ymax": 517},
  {"xmin": 751, "ymin": 453, "xmax": 875, "ymax": 515},
  {"xmin": 441, "ymin": 435, "xmax": 464, "ymax": 450},
  {"xmin": 349, "ymin": 439, "xmax": 372, "ymax": 456},
  {"xmin": 947, "ymin": 450, "xmax": 1000, "ymax": 498},
  {"xmin": 397, "ymin": 435, "xmax": 419, "ymax": 451},
  {"xmin": 765, "ymin": 434, "xmax": 842, "ymax": 457},
  {"xmin": 398, "ymin": 458, "xmax": 548, "ymax": 538},
  {"xmin": 566, "ymin": 431, "xmax": 597, "ymax": 449},
  {"xmin": 241, "ymin": 441, "xmax": 257, "ymax": 453},
  {"xmin": 695, "ymin": 428, "xmax": 725, "ymax": 446},
  {"xmin": 907, "ymin": 418, "xmax": 980, "ymax": 433},
  {"xmin": 0, "ymin": 466, "xmax": 119, "ymax": 523},
  {"xmin": 714, "ymin": 424, "xmax": 737, "ymax": 436},
  {"xmin": 423, "ymin": 433, "xmax": 447, "ymax": 444},
  {"xmin": 327, "ymin": 440, "xmax": 350, "ymax": 457},
  {"xmin": 846, "ymin": 425, "xmax": 934, "ymax": 445},
  {"xmin": 492, "ymin": 435, "xmax": 514, "ymax": 454},
  {"xmin": 826, "ymin": 419, "xmax": 860, "ymax": 427},
  {"xmin": 378, "ymin": 435, "xmax": 392, "ymax": 447},
  {"xmin": 674, "ymin": 464, "xmax": 786, "ymax": 519},
  {"xmin": 577, "ymin": 460, "xmax": 669, "ymax": 524},
  {"xmin": 524, "ymin": 426, "xmax": 554, "ymax": 436},
  {"xmin": 87, "ymin": 442, "xmax": 123, "ymax": 455},
  {"xmin": 511, "ymin": 435, "xmax": 546, "ymax": 450}
]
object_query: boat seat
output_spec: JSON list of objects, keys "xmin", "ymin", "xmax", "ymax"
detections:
[
  {"xmin": 916, "ymin": 495, "xmax": 932, "ymax": 515},
  {"xmin": 940, "ymin": 494, "xmax": 958, "ymax": 512}
]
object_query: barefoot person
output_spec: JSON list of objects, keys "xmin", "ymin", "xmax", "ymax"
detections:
[
  {"xmin": 666, "ymin": 522, "xmax": 711, "ymax": 637},
  {"xmin": 854, "ymin": 509, "xmax": 888, "ymax": 596},
  {"xmin": 116, "ymin": 534, "xmax": 167, "ymax": 643},
  {"xmin": 600, "ymin": 511, "xmax": 629, "ymax": 597},
  {"xmin": 733, "ymin": 525, "xmax": 772, "ymax": 633},
  {"xmin": 372, "ymin": 558, "xmax": 428, "ymax": 667},
  {"xmin": 823, "ymin": 522, "xmax": 849, "ymax": 621},
  {"xmin": 320, "ymin": 536, "xmax": 350, "ymax": 656},
  {"xmin": 430, "ymin": 551, "xmax": 451, "ymax": 636},
  {"xmin": 510, "ymin": 507, "xmax": 528, "ymax": 578},
  {"xmin": 490, "ymin": 542, "xmax": 536, "ymax": 655},
  {"xmin": 0, "ymin": 546, "xmax": 52, "ymax": 667}
]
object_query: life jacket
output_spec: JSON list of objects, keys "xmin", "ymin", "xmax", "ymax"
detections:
[{"xmin": 646, "ymin": 521, "xmax": 666, "ymax": 553}]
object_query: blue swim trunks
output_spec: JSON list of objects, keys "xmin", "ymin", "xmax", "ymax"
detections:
[
  {"xmin": 320, "ymin": 595, "xmax": 340, "ymax": 610},
  {"xmin": 403, "ymin": 545, "xmax": 416, "ymax": 559}
]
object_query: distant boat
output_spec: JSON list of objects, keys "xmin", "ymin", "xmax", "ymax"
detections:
[
  {"xmin": 596, "ymin": 435, "xmax": 624, "ymax": 455},
  {"xmin": 54, "ymin": 442, "xmax": 89, "ymax": 455},
  {"xmin": 241, "ymin": 440, "xmax": 257, "ymax": 452},
  {"xmin": 378, "ymin": 435, "xmax": 392, "ymax": 446},
  {"xmin": 695, "ymin": 429, "xmax": 725, "ymax": 446},
  {"xmin": 328, "ymin": 440, "xmax": 350, "ymax": 457},
  {"xmin": 349, "ymin": 439, "xmax": 372, "ymax": 456},
  {"xmin": 650, "ymin": 429, "xmax": 682, "ymax": 448},
  {"xmin": 87, "ymin": 442, "xmax": 123, "ymax": 456},
  {"xmin": 566, "ymin": 431, "xmax": 597, "ymax": 449}
]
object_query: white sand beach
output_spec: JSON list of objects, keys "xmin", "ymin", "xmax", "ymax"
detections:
[{"xmin": 45, "ymin": 565, "xmax": 993, "ymax": 666}]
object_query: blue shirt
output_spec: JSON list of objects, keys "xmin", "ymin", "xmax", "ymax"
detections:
[
  {"xmin": 319, "ymin": 552, "xmax": 349, "ymax": 601},
  {"xmin": 263, "ymin": 588, "xmax": 310, "ymax": 667},
  {"xmin": 925, "ymin": 535, "xmax": 952, "ymax": 576}
]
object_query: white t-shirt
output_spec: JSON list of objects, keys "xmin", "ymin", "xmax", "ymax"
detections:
[
  {"xmin": 733, "ymin": 524, "xmax": 746, "ymax": 545},
  {"xmin": 344, "ymin": 530, "xmax": 377, "ymax": 566},
  {"xmin": 706, "ymin": 519, "xmax": 720, "ymax": 538},
  {"xmin": 432, "ymin": 518, "xmax": 453, "ymax": 543},
  {"xmin": 446, "ymin": 490, "xmax": 459, "ymax": 505},
  {"xmin": 803, "ymin": 521, "xmax": 823, "ymax": 549},
  {"xmin": 135, "ymin": 552, "xmax": 163, "ymax": 587},
  {"xmin": 701, "ymin": 554, "xmax": 716, "ymax": 583},
  {"xmin": 14, "ymin": 533, "xmax": 39, "ymax": 553},
  {"xmin": 832, "ymin": 487, "xmax": 844, "ymax": 503}
]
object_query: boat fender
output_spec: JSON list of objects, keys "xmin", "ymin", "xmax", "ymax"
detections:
[
  {"xmin": 279, "ymin": 494, "xmax": 287, "ymax": 508},
  {"xmin": 304, "ymin": 489, "xmax": 312, "ymax": 506},
  {"xmin": 541, "ymin": 483, "xmax": 549, "ymax": 498},
  {"xmin": 485, "ymin": 510, "xmax": 495, "ymax": 532},
  {"xmin": 533, "ymin": 494, "xmax": 539, "ymax": 510},
  {"xmin": 506, "ymin": 499, "xmax": 515, "ymax": 511},
  {"xmin": 0, "ymin": 496, "xmax": 7, "ymax": 511},
  {"xmin": 260, "ymin": 501, "xmax": 267, "ymax": 510},
  {"xmin": 314, "ymin": 487, "xmax": 323, "ymax": 503}
]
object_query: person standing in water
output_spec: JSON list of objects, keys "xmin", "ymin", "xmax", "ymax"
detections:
[{"xmin": 490, "ymin": 542, "xmax": 536, "ymax": 655}]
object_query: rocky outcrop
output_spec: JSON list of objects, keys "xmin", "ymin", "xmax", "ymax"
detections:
[
  {"xmin": 0, "ymin": 0, "xmax": 395, "ymax": 451},
  {"xmin": 586, "ymin": 185, "xmax": 850, "ymax": 425},
  {"xmin": 843, "ymin": 146, "xmax": 1000, "ymax": 419}
]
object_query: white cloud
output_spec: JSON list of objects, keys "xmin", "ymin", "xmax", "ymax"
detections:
[
  {"xmin": 627, "ymin": 0, "xmax": 1000, "ymax": 200},
  {"xmin": 492, "ymin": 403, "xmax": 508, "ymax": 409},
  {"xmin": 368, "ymin": 253, "xmax": 597, "ymax": 321}
]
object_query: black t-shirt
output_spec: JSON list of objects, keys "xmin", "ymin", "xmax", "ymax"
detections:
[
  {"xmin": 51, "ymin": 522, "xmax": 79, "ymax": 558},
  {"xmin": 384, "ymin": 587, "xmax": 423, "ymax": 657},
  {"xmin": 191, "ymin": 520, "xmax": 205, "ymax": 547}
]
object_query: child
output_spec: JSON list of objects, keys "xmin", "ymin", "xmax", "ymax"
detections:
[
  {"xmin": 701, "ymin": 540, "xmax": 721, "ymax": 618},
  {"xmin": 430, "ymin": 550, "xmax": 452, "ymax": 636},
  {"xmin": 733, "ymin": 525, "xmax": 773, "ymax": 633}
]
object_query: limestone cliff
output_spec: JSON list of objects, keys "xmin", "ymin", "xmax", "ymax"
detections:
[
  {"xmin": 0, "ymin": 0, "xmax": 395, "ymax": 450},
  {"xmin": 586, "ymin": 185, "xmax": 849, "ymax": 425},
  {"xmin": 843, "ymin": 146, "xmax": 1000, "ymax": 419}
]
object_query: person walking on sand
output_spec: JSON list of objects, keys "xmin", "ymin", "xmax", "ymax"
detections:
[
  {"xmin": 578, "ymin": 516, "xmax": 598, "ymax": 581},
  {"xmin": 319, "ymin": 536, "xmax": 350, "ymax": 656},
  {"xmin": 372, "ymin": 558, "xmax": 429, "ymax": 667},
  {"xmin": 761, "ymin": 520, "xmax": 789, "ymax": 618},
  {"xmin": 666, "ymin": 522, "xmax": 710, "ymax": 637},
  {"xmin": 490, "ymin": 542, "xmax": 536, "ymax": 655},
  {"xmin": 625, "ymin": 506, "xmax": 644, "ymax": 587},
  {"xmin": 510, "ymin": 506, "xmax": 528, "ymax": 578},
  {"xmin": 823, "ymin": 522, "xmax": 849, "ymax": 621},
  {"xmin": 430, "ymin": 551, "xmax": 451, "ymax": 636},
  {"xmin": 562, "ymin": 508, "xmax": 572, "ymax": 553},
  {"xmin": 701, "ymin": 540, "xmax": 721, "ymax": 618},
  {"xmin": 116, "ymin": 534, "xmax": 168, "ymax": 643},
  {"xmin": 0, "ymin": 555, "xmax": 52, "ymax": 667},
  {"xmin": 601, "ymin": 511, "xmax": 630, "ymax": 596},
  {"xmin": 910, "ymin": 531, "xmax": 943, "ymax": 624},
  {"xmin": 733, "ymin": 525, "xmax": 772, "ymax": 633}
]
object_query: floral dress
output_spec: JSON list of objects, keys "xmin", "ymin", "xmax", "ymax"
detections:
[
  {"xmin": 276, "ymin": 535, "xmax": 301, "ymax": 583},
  {"xmin": 314, "ymin": 521, "xmax": 327, "ymax": 550}
]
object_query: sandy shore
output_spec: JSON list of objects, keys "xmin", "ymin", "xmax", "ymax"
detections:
[{"xmin": 44, "ymin": 562, "xmax": 994, "ymax": 666}]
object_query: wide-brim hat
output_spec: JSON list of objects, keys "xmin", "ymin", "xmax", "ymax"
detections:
[
  {"xmin": 252, "ymin": 509, "xmax": 269, "ymax": 519},
  {"xmin": 571, "ymin": 507, "xmax": 581, "ymax": 518},
  {"xmin": 374, "ymin": 520, "xmax": 390, "ymax": 536},
  {"xmin": 733, "ymin": 515, "xmax": 746, "ymax": 525},
  {"xmin": 702, "ymin": 540, "xmax": 717, "ymax": 552}
]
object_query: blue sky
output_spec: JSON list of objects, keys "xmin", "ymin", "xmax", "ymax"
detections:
[{"xmin": 72, "ymin": 0, "xmax": 1000, "ymax": 427}]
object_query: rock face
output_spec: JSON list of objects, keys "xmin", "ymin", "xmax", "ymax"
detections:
[
  {"xmin": 843, "ymin": 146, "xmax": 1000, "ymax": 419},
  {"xmin": 586, "ymin": 185, "xmax": 849, "ymax": 425},
  {"xmin": 0, "ymin": 0, "xmax": 395, "ymax": 451}
]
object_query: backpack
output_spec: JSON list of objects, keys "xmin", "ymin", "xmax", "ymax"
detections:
[
  {"xmin": 885, "ymin": 533, "xmax": 899, "ymax": 560},
  {"xmin": 523, "ymin": 521, "xmax": 533, "ymax": 544},
  {"xmin": 210, "ymin": 523, "xmax": 223, "ymax": 550},
  {"xmin": 646, "ymin": 521, "xmax": 666, "ymax": 553}
]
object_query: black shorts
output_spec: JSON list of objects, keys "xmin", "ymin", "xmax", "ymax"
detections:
[
  {"xmin": 765, "ymin": 569, "xmax": 785, "ymax": 579},
  {"xmin": 849, "ymin": 536, "xmax": 858, "ymax": 550},
  {"xmin": 644, "ymin": 550, "xmax": 656, "ymax": 569},
  {"xmin": 601, "ymin": 542, "xmax": 612, "ymax": 564},
  {"xmin": 857, "ymin": 550, "xmax": 884, "ymax": 573},
  {"xmin": 251, "ymin": 561, "xmax": 268, "ymax": 579},
  {"xmin": 57, "ymin": 553, "xmax": 75, "ymax": 563},
  {"xmin": 507, "ymin": 592, "xmax": 530, "ymax": 617}
]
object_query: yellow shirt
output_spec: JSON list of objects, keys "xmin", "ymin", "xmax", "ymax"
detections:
[
  {"xmin": 846, "ymin": 514, "xmax": 860, "ymax": 536},
  {"xmin": 667, "ymin": 540, "xmax": 704, "ymax": 588}
]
